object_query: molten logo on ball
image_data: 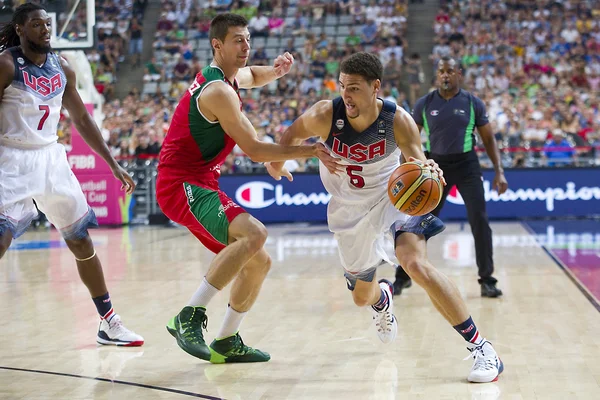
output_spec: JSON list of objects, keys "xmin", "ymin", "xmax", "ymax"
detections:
[
  {"xmin": 404, "ymin": 189, "xmax": 428, "ymax": 214},
  {"xmin": 387, "ymin": 162, "xmax": 442, "ymax": 216}
]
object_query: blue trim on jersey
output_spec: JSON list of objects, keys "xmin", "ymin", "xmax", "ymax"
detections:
[{"xmin": 8, "ymin": 47, "xmax": 66, "ymax": 101}]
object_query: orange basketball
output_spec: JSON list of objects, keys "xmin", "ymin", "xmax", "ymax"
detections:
[{"xmin": 387, "ymin": 162, "xmax": 442, "ymax": 216}]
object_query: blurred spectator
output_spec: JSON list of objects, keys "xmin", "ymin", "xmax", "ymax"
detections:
[{"xmin": 544, "ymin": 130, "xmax": 576, "ymax": 167}]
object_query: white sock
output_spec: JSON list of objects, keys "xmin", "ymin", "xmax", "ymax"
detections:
[
  {"xmin": 469, "ymin": 333, "xmax": 485, "ymax": 346},
  {"xmin": 187, "ymin": 277, "xmax": 219, "ymax": 308},
  {"xmin": 216, "ymin": 306, "xmax": 247, "ymax": 339}
]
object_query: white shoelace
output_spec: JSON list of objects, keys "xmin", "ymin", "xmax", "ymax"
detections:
[
  {"xmin": 108, "ymin": 317, "xmax": 129, "ymax": 336},
  {"xmin": 374, "ymin": 311, "xmax": 394, "ymax": 333},
  {"xmin": 464, "ymin": 345, "xmax": 497, "ymax": 372}
]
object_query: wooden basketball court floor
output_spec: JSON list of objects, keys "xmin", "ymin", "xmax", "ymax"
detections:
[{"xmin": 1, "ymin": 220, "xmax": 600, "ymax": 400}]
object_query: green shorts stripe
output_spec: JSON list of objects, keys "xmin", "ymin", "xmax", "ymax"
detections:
[{"xmin": 183, "ymin": 182, "xmax": 229, "ymax": 245}]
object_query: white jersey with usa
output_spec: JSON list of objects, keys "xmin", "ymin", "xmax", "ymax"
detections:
[
  {"xmin": 0, "ymin": 46, "xmax": 66, "ymax": 148},
  {"xmin": 320, "ymin": 97, "xmax": 411, "ymax": 273},
  {"xmin": 320, "ymin": 97, "xmax": 401, "ymax": 209}
]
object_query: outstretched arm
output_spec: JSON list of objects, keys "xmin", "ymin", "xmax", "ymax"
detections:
[
  {"xmin": 267, "ymin": 100, "xmax": 341, "ymax": 180},
  {"xmin": 236, "ymin": 52, "xmax": 294, "ymax": 89},
  {"xmin": 60, "ymin": 57, "xmax": 135, "ymax": 194},
  {"xmin": 200, "ymin": 81, "xmax": 326, "ymax": 163}
]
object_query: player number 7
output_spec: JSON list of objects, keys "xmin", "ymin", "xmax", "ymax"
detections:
[{"xmin": 37, "ymin": 105, "xmax": 50, "ymax": 130}]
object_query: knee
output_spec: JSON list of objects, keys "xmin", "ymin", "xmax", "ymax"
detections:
[
  {"xmin": 241, "ymin": 249, "xmax": 272, "ymax": 279},
  {"xmin": 401, "ymin": 258, "xmax": 434, "ymax": 284},
  {"xmin": 0, "ymin": 233, "xmax": 13, "ymax": 259},
  {"xmin": 352, "ymin": 289, "xmax": 373, "ymax": 307},
  {"xmin": 244, "ymin": 224, "xmax": 268, "ymax": 254},
  {"xmin": 254, "ymin": 251, "xmax": 272, "ymax": 275},
  {"xmin": 65, "ymin": 235, "xmax": 94, "ymax": 258}
]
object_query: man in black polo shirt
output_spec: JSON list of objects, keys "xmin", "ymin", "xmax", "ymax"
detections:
[{"xmin": 393, "ymin": 56, "xmax": 508, "ymax": 298}]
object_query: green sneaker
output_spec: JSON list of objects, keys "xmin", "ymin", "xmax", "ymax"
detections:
[
  {"xmin": 208, "ymin": 333, "xmax": 270, "ymax": 364},
  {"xmin": 166, "ymin": 306, "xmax": 210, "ymax": 361}
]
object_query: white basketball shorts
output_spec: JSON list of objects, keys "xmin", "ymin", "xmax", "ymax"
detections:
[
  {"xmin": 0, "ymin": 143, "xmax": 97, "ymax": 239},
  {"xmin": 327, "ymin": 195, "xmax": 410, "ymax": 277}
]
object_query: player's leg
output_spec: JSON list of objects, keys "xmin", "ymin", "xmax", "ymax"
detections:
[
  {"xmin": 208, "ymin": 246, "xmax": 272, "ymax": 364},
  {"xmin": 393, "ymin": 167, "xmax": 454, "ymax": 296},
  {"xmin": 0, "ymin": 229, "xmax": 13, "ymax": 258},
  {"xmin": 0, "ymin": 146, "xmax": 41, "ymax": 258},
  {"xmin": 334, "ymin": 220, "xmax": 397, "ymax": 344},
  {"xmin": 36, "ymin": 145, "xmax": 143, "ymax": 346},
  {"xmin": 346, "ymin": 268, "xmax": 397, "ymax": 344},
  {"xmin": 394, "ymin": 231, "xmax": 503, "ymax": 382},
  {"xmin": 159, "ymin": 180, "xmax": 270, "ymax": 362}
]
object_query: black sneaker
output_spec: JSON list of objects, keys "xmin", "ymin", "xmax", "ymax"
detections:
[
  {"xmin": 392, "ymin": 278, "xmax": 412, "ymax": 296},
  {"xmin": 392, "ymin": 265, "xmax": 412, "ymax": 297},
  {"xmin": 481, "ymin": 282, "xmax": 503, "ymax": 298}
]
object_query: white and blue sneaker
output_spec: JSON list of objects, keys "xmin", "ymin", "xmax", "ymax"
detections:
[
  {"xmin": 97, "ymin": 314, "xmax": 144, "ymax": 347},
  {"xmin": 465, "ymin": 340, "xmax": 504, "ymax": 383},
  {"xmin": 371, "ymin": 279, "xmax": 398, "ymax": 344}
]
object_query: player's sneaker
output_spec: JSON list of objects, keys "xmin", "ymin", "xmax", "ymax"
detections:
[
  {"xmin": 371, "ymin": 279, "xmax": 398, "ymax": 344},
  {"xmin": 97, "ymin": 314, "xmax": 144, "ymax": 346},
  {"xmin": 166, "ymin": 306, "xmax": 210, "ymax": 361},
  {"xmin": 208, "ymin": 332, "xmax": 270, "ymax": 364},
  {"xmin": 465, "ymin": 340, "xmax": 504, "ymax": 383}
]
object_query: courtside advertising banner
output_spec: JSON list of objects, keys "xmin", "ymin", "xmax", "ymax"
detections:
[
  {"xmin": 67, "ymin": 104, "xmax": 132, "ymax": 225},
  {"xmin": 219, "ymin": 168, "xmax": 600, "ymax": 223}
]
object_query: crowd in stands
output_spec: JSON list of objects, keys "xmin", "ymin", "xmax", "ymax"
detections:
[
  {"xmin": 11, "ymin": 0, "xmax": 600, "ymax": 171},
  {"xmin": 102, "ymin": 0, "xmax": 414, "ymax": 174},
  {"xmin": 430, "ymin": 0, "xmax": 600, "ymax": 168}
]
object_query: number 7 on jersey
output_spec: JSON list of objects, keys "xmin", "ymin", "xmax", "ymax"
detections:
[{"xmin": 37, "ymin": 105, "xmax": 50, "ymax": 130}]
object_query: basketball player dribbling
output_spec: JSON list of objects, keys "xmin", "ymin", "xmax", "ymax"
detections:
[
  {"xmin": 266, "ymin": 53, "xmax": 503, "ymax": 382},
  {"xmin": 156, "ymin": 13, "xmax": 335, "ymax": 363},
  {"xmin": 0, "ymin": 4, "xmax": 143, "ymax": 346}
]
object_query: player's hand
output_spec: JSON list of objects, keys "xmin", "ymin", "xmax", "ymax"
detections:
[
  {"xmin": 265, "ymin": 162, "xmax": 293, "ymax": 182},
  {"xmin": 314, "ymin": 142, "xmax": 344, "ymax": 175},
  {"xmin": 493, "ymin": 171, "xmax": 508, "ymax": 194},
  {"xmin": 273, "ymin": 52, "xmax": 294, "ymax": 78},
  {"xmin": 111, "ymin": 165, "xmax": 136, "ymax": 195},
  {"xmin": 408, "ymin": 156, "xmax": 447, "ymax": 186}
]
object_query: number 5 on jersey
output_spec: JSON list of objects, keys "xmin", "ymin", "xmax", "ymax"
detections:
[
  {"xmin": 346, "ymin": 165, "xmax": 365, "ymax": 188},
  {"xmin": 38, "ymin": 105, "xmax": 50, "ymax": 130}
]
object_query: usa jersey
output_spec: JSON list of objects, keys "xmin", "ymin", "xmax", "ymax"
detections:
[
  {"xmin": 0, "ymin": 47, "xmax": 66, "ymax": 148},
  {"xmin": 320, "ymin": 97, "xmax": 401, "ymax": 206}
]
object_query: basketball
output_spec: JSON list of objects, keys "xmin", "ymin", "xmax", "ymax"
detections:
[{"xmin": 387, "ymin": 162, "xmax": 442, "ymax": 216}]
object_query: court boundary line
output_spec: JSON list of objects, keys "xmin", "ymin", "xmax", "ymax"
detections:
[
  {"xmin": 0, "ymin": 366, "xmax": 224, "ymax": 400},
  {"xmin": 521, "ymin": 222, "xmax": 600, "ymax": 313}
]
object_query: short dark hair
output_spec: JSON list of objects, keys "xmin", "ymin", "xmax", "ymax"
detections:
[
  {"xmin": 209, "ymin": 13, "xmax": 248, "ymax": 43},
  {"xmin": 340, "ymin": 52, "xmax": 383, "ymax": 83},
  {"xmin": 438, "ymin": 56, "xmax": 463, "ymax": 71}
]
